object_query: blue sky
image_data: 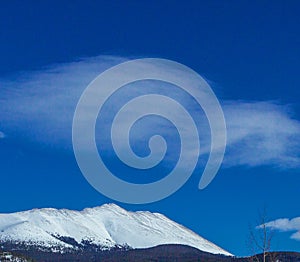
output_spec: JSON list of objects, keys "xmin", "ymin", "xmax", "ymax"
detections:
[{"xmin": 0, "ymin": 0, "xmax": 300, "ymax": 257}]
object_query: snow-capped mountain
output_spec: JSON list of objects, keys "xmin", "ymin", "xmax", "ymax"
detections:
[{"xmin": 0, "ymin": 204, "xmax": 232, "ymax": 256}]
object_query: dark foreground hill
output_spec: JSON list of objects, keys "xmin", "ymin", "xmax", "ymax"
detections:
[{"xmin": 2, "ymin": 244, "xmax": 300, "ymax": 262}]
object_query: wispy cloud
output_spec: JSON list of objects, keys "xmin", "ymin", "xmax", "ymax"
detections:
[
  {"xmin": 0, "ymin": 55, "xmax": 299, "ymax": 169},
  {"xmin": 0, "ymin": 55, "xmax": 126, "ymax": 148},
  {"xmin": 264, "ymin": 217, "xmax": 300, "ymax": 241},
  {"xmin": 223, "ymin": 101, "xmax": 300, "ymax": 168},
  {"xmin": 0, "ymin": 131, "xmax": 5, "ymax": 139}
]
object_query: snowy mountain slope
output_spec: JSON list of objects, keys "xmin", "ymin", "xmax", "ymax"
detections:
[{"xmin": 0, "ymin": 204, "xmax": 232, "ymax": 256}]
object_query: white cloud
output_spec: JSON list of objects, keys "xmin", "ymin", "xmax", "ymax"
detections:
[
  {"xmin": 223, "ymin": 101, "xmax": 300, "ymax": 168},
  {"xmin": 0, "ymin": 55, "xmax": 299, "ymax": 170},
  {"xmin": 264, "ymin": 217, "xmax": 300, "ymax": 241}
]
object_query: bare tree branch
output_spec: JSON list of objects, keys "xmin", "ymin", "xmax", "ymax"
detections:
[{"xmin": 247, "ymin": 207, "xmax": 278, "ymax": 262}]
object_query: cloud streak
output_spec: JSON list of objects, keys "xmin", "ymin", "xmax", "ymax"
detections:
[
  {"xmin": 264, "ymin": 217, "xmax": 300, "ymax": 241},
  {"xmin": 0, "ymin": 55, "xmax": 299, "ymax": 170}
]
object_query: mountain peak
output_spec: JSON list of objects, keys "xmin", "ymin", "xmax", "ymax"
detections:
[{"xmin": 88, "ymin": 203, "xmax": 127, "ymax": 212}]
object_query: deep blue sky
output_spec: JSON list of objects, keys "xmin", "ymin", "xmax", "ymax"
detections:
[{"xmin": 0, "ymin": 0, "xmax": 300, "ymax": 257}]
